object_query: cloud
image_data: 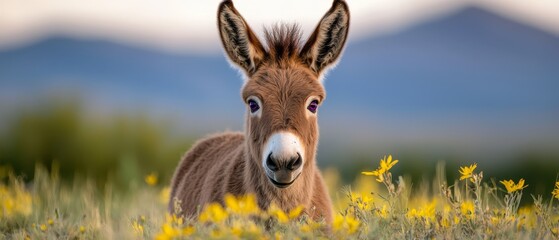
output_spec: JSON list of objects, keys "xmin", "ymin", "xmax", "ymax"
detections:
[{"xmin": 0, "ymin": 0, "xmax": 557, "ymax": 53}]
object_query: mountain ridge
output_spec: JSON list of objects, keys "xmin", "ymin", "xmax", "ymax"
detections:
[{"xmin": 1, "ymin": 6, "xmax": 558, "ymax": 154}]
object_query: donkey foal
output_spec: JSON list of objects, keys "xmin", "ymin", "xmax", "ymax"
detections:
[{"xmin": 169, "ymin": 0, "xmax": 350, "ymax": 224}]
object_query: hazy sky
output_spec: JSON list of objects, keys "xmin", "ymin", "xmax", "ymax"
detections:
[{"xmin": 1, "ymin": 0, "xmax": 558, "ymax": 53}]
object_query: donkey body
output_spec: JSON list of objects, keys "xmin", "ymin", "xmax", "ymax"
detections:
[{"xmin": 169, "ymin": 0, "xmax": 350, "ymax": 224}]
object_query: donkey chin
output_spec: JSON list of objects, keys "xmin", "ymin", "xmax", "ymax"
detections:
[{"xmin": 262, "ymin": 131, "xmax": 305, "ymax": 188}]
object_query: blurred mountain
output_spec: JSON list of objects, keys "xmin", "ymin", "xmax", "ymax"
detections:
[
  {"xmin": 330, "ymin": 6, "xmax": 559, "ymax": 115},
  {"xmin": 1, "ymin": 6, "xmax": 559, "ymax": 158}
]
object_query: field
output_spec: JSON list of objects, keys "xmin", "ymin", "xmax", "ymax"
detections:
[{"xmin": 2, "ymin": 156, "xmax": 559, "ymax": 239}]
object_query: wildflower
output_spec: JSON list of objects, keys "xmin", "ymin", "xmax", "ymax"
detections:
[
  {"xmin": 210, "ymin": 229, "xmax": 224, "ymax": 238},
  {"xmin": 40, "ymin": 224, "xmax": 47, "ymax": 232},
  {"xmin": 459, "ymin": 163, "xmax": 477, "ymax": 181},
  {"xmin": 552, "ymin": 181, "xmax": 559, "ymax": 200},
  {"xmin": 79, "ymin": 226, "xmax": 86, "ymax": 234},
  {"xmin": 442, "ymin": 205, "xmax": 460, "ymax": 228},
  {"xmin": 268, "ymin": 204, "xmax": 304, "ymax": 223},
  {"xmin": 145, "ymin": 173, "xmax": 158, "ymax": 186},
  {"xmin": 350, "ymin": 193, "xmax": 374, "ymax": 211},
  {"xmin": 460, "ymin": 201, "xmax": 475, "ymax": 219},
  {"xmin": 299, "ymin": 220, "xmax": 322, "ymax": 233},
  {"xmin": 199, "ymin": 203, "xmax": 228, "ymax": 223},
  {"xmin": 155, "ymin": 216, "xmax": 195, "ymax": 240},
  {"xmin": 47, "ymin": 218, "xmax": 54, "ymax": 225},
  {"xmin": 361, "ymin": 155, "xmax": 398, "ymax": 182},
  {"xmin": 500, "ymin": 179, "xmax": 528, "ymax": 193},
  {"xmin": 518, "ymin": 207, "xmax": 536, "ymax": 229},
  {"xmin": 0, "ymin": 182, "xmax": 32, "ymax": 218},
  {"xmin": 377, "ymin": 204, "xmax": 389, "ymax": 218},
  {"xmin": 299, "ymin": 224, "xmax": 311, "ymax": 233},
  {"xmin": 182, "ymin": 226, "xmax": 195, "ymax": 236},
  {"xmin": 167, "ymin": 214, "xmax": 183, "ymax": 225},
  {"xmin": 159, "ymin": 187, "xmax": 171, "ymax": 205},
  {"xmin": 407, "ymin": 200, "xmax": 436, "ymax": 223},
  {"xmin": 230, "ymin": 220, "xmax": 262, "ymax": 238},
  {"xmin": 132, "ymin": 220, "xmax": 144, "ymax": 236},
  {"xmin": 333, "ymin": 214, "xmax": 360, "ymax": 234},
  {"xmin": 224, "ymin": 194, "xmax": 260, "ymax": 216},
  {"xmin": 156, "ymin": 223, "xmax": 180, "ymax": 240},
  {"xmin": 378, "ymin": 155, "xmax": 398, "ymax": 172}
]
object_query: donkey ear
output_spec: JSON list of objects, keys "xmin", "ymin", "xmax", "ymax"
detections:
[
  {"xmin": 301, "ymin": 0, "xmax": 350, "ymax": 75},
  {"xmin": 217, "ymin": 0, "xmax": 266, "ymax": 75}
]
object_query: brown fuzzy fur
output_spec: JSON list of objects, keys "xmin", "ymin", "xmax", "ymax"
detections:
[{"xmin": 169, "ymin": 0, "xmax": 350, "ymax": 225}]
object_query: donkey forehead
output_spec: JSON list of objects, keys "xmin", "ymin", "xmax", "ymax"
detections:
[{"xmin": 242, "ymin": 67, "xmax": 325, "ymax": 101}]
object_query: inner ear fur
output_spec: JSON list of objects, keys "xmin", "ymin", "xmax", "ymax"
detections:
[
  {"xmin": 217, "ymin": 0, "xmax": 266, "ymax": 75},
  {"xmin": 301, "ymin": 0, "xmax": 350, "ymax": 75}
]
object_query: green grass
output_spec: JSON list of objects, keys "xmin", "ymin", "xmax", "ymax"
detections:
[{"xmin": 1, "ymin": 159, "xmax": 559, "ymax": 239}]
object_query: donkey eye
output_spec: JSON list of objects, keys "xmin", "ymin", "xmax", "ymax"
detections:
[
  {"xmin": 248, "ymin": 99, "xmax": 260, "ymax": 113},
  {"xmin": 307, "ymin": 100, "xmax": 319, "ymax": 113}
]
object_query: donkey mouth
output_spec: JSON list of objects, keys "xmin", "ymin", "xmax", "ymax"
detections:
[{"xmin": 267, "ymin": 173, "xmax": 301, "ymax": 188}]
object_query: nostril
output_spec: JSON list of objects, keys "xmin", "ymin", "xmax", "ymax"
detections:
[
  {"xmin": 287, "ymin": 153, "xmax": 302, "ymax": 171},
  {"xmin": 266, "ymin": 153, "xmax": 279, "ymax": 171}
]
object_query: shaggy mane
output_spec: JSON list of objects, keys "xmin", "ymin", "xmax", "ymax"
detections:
[{"xmin": 263, "ymin": 24, "xmax": 303, "ymax": 65}]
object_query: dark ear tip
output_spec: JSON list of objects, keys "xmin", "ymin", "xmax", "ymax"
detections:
[
  {"xmin": 219, "ymin": 0, "xmax": 234, "ymax": 10},
  {"xmin": 332, "ymin": 0, "xmax": 349, "ymax": 11}
]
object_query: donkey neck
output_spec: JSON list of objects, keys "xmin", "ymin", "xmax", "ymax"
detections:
[{"xmin": 242, "ymin": 142, "xmax": 316, "ymax": 211}]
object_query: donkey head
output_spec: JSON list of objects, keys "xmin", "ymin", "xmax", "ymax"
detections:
[{"xmin": 217, "ymin": 0, "xmax": 349, "ymax": 188}]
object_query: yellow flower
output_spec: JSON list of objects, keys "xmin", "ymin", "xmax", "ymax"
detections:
[
  {"xmin": 552, "ymin": 181, "xmax": 559, "ymax": 199},
  {"xmin": 0, "ymin": 183, "xmax": 32, "ymax": 218},
  {"xmin": 459, "ymin": 163, "xmax": 477, "ymax": 181},
  {"xmin": 268, "ymin": 204, "xmax": 304, "ymax": 223},
  {"xmin": 333, "ymin": 214, "xmax": 360, "ymax": 234},
  {"xmin": 460, "ymin": 201, "xmax": 475, "ymax": 219},
  {"xmin": 47, "ymin": 218, "xmax": 54, "ymax": 225},
  {"xmin": 210, "ymin": 229, "xmax": 224, "ymax": 238},
  {"xmin": 500, "ymin": 179, "xmax": 528, "ymax": 193},
  {"xmin": 79, "ymin": 226, "xmax": 86, "ymax": 234},
  {"xmin": 224, "ymin": 194, "xmax": 260, "ymax": 216},
  {"xmin": 299, "ymin": 224, "xmax": 311, "ymax": 233},
  {"xmin": 406, "ymin": 200, "xmax": 436, "ymax": 222},
  {"xmin": 299, "ymin": 220, "xmax": 322, "ymax": 233},
  {"xmin": 361, "ymin": 169, "xmax": 385, "ymax": 182},
  {"xmin": 155, "ymin": 223, "xmax": 179, "ymax": 240},
  {"xmin": 379, "ymin": 155, "xmax": 398, "ymax": 172},
  {"xmin": 182, "ymin": 226, "xmax": 195, "ymax": 236},
  {"xmin": 361, "ymin": 155, "xmax": 398, "ymax": 182},
  {"xmin": 199, "ymin": 203, "xmax": 228, "ymax": 223},
  {"xmin": 132, "ymin": 220, "xmax": 144, "ymax": 236},
  {"xmin": 154, "ymin": 218, "xmax": 194, "ymax": 240},
  {"xmin": 230, "ymin": 220, "xmax": 261, "ymax": 238},
  {"xmin": 145, "ymin": 173, "xmax": 158, "ymax": 186},
  {"xmin": 350, "ymin": 193, "xmax": 374, "ymax": 211},
  {"xmin": 159, "ymin": 187, "xmax": 171, "ymax": 205},
  {"xmin": 40, "ymin": 224, "xmax": 47, "ymax": 232},
  {"xmin": 377, "ymin": 204, "xmax": 389, "ymax": 218}
]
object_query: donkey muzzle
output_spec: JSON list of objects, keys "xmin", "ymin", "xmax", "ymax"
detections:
[
  {"xmin": 262, "ymin": 131, "xmax": 305, "ymax": 188},
  {"xmin": 265, "ymin": 152, "xmax": 303, "ymax": 188}
]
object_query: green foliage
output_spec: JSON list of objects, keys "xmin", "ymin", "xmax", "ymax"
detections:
[
  {"xmin": 2, "ymin": 162, "xmax": 559, "ymax": 239},
  {"xmin": 0, "ymin": 99, "xmax": 194, "ymax": 188}
]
